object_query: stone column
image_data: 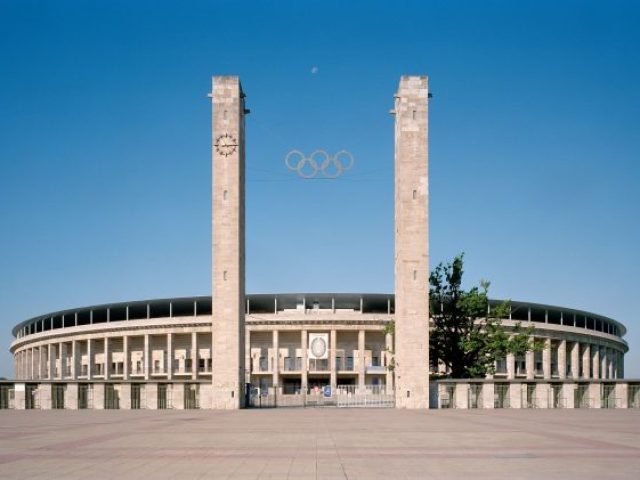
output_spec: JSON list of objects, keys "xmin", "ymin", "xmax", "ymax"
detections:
[
  {"xmin": 60, "ymin": 342, "xmax": 67, "ymax": 380},
  {"xmin": 385, "ymin": 332, "xmax": 394, "ymax": 393},
  {"xmin": 358, "ymin": 329, "xmax": 366, "ymax": 392},
  {"xmin": 146, "ymin": 383, "xmax": 158, "ymax": 410},
  {"xmin": 330, "ymin": 329, "xmax": 337, "ymax": 392},
  {"xmin": 39, "ymin": 384, "xmax": 52, "ymax": 410},
  {"xmin": 509, "ymin": 383, "xmax": 522, "ymax": 409},
  {"xmin": 570, "ymin": 341, "xmax": 580, "ymax": 379},
  {"xmin": 48, "ymin": 344, "xmax": 55, "ymax": 379},
  {"xmin": 506, "ymin": 351, "xmax": 515, "ymax": 380},
  {"xmin": 167, "ymin": 333, "xmax": 172, "ymax": 380},
  {"xmin": 38, "ymin": 345, "xmax": 44, "ymax": 379},
  {"xmin": 123, "ymin": 335, "xmax": 129, "ymax": 380},
  {"xmin": 455, "ymin": 383, "xmax": 469, "ymax": 409},
  {"xmin": 104, "ymin": 337, "xmax": 110, "ymax": 380},
  {"xmin": 615, "ymin": 383, "xmax": 628, "ymax": 408},
  {"xmin": 13, "ymin": 384, "xmax": 25, "ymax": 409},
  {"xmin": 588, "ymin": 382, "xmax": 601, "ymax": 409},
  {"xmin": 65, "ymin": 384, "xmax": 79, "ymax": 410},
  {"xmin": 144, "ymin": 334, "xmax": 150, "ymax": 380},
  {"xmin": 191, "ymin": 331, "xmax": 198, "ymax": 380},
  {"xmin": 71, "ymin": 340, "xmax": 77, "ymax": 379},
  {"xmin": 393, "ymin": 76, "xmax": 430, "ymax": 409},
  {"xmin": 87, "ymin": 339, "xmax": 94, "ymax": 380},
  {"xmin": 301, "ymin": 330, "xmax": 308, "ymax": 393},
  {"xmin": 536, "ymin": 383, "xmax": 550, "ymax": 409},
  {"xmin": 525, "ymin": 336, "xmax": 535, "ymax": 380},
  {"xmin": 542, "ymin": 338, "xmax": 551, "ymax": 379},
  {"xmin": 482, "ymin": 382, "xmax": 495, "ymax": 409},
  {"xmin": 562, "ymin": 383, "xmax": 576, "ymax": 409},
  {"xmin": 600, "ymin": 346, "xmax": 607, "ymax": 380},
  {"xmin": 592, "ymin": 345, "xmax": 600, "ymax": 380},
  {"xmin": 93, "ymin": 383, "xmax": 105, "ymax": 410},
  {"xmin": 558, "ymin": 339, "xmax": 567, "ymax": 379},
  {"xmin": 272, "ymin": 330, "xmax": 279, "ymax": 393},
  {"xmin": 582, "ymin": 343, "xmax": 590, "ymax": 379},
  {"xmin": 120, "ymin": 384, "xmax": 131, "ymax": 410},
  {"xmin": 608, "ymin": 348, "xmax": 614, "ymax": 379}
]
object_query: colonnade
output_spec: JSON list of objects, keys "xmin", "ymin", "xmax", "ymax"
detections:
[
  {"xmin": 13, "ymin": 331, "xmax": 626, "ymax": 383},
  {"xmin": 13, "ymin": 331, "xmax": 211, "ymax": 381},
  {"xmin": 246, "ymin": 328, "xmax": 394, "ymax": 394},
  {"xmin": 503, "ymin": 338, "xmax": 623, "ymax": 380}
]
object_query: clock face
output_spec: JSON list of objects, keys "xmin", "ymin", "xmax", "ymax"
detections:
[
  {"xmin": 214, "ymin": 133, "xmax": 238, "ymax": 156},
  {"xmin": 310, "ymin": 337, "xmax": 327, "ymax": 358}
]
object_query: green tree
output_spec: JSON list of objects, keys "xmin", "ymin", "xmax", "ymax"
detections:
[{"xmin": 429, "ymin": 253, "xmax": 538, "ymax": 378}]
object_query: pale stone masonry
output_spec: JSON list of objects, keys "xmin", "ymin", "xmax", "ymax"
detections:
[
  {"xmin": 5, "ymin": 76, "xmax": 633, "ymax": 412},
  {"xmin": 393, "ymin": 76, "xmax": 430, "ymax": 408},
  {"xmin": 210, "ymin": 76, "xmax": 247, "ymax": 409}
]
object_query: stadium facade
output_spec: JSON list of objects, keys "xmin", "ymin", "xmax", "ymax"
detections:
[{"xmin": 2, "ymin": 76, "xmax": 637, "ymax": 410}]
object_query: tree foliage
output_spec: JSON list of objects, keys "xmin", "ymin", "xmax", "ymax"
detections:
[{"xmin": 429, "ymin": 253, "xmax": 538, "ymax": 378}]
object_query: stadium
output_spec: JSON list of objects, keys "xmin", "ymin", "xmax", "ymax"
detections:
[
  {"xmin": 1, "ymin": 75, "xmax": 637, "ymax": 410},
  {"xmin": 5, "ymin": 293, "xmax": 632, "ymax": 410}
]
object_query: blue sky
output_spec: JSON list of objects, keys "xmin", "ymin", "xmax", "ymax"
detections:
[{"xmin": 0, "ymin": 0, "xmax": 638, "ymax": 378}]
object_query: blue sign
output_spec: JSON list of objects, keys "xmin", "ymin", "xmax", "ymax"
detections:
[{"xmin": 323, "ymin": 385, "xmax": 331, "ymax": 398}]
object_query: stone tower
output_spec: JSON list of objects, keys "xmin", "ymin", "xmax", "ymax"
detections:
[
  {"xmin": 210, "ymin": 76, "xmax": 247, "ymax": 409},
  {"xmin": 393, "ymin": 76, "xmax": 430, "ymax": 409}
]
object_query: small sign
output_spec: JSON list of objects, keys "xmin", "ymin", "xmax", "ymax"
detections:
[
  {"xmin": 14, "ymin": 383, "xmax": 25, "ymax": 392},
  {"xmin": 323, "ymin": 385, "xmax": 331, "ymax": 398}
]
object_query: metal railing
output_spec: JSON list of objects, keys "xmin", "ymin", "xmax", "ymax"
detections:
[
  {"xmin": 248, "ymin": 384, "xmax": 394, "ymax": 408},
  {"xmin": 494, "ymin": 384, "xmax": 510, "ymax": 408},
  {"xmin": 308, "ymin": 359, "xmax": 329, "ymax": 372},
  {"xmin": 283, "ymin": 358, "xmax": 302, "ymax": 371},
  {"xmin": 469, "ymin": 385, "xmax": 482, "ymax": 409},
  {"xmin": 629, "ymin": 386, "xmax": 640, "ymax": 408}
]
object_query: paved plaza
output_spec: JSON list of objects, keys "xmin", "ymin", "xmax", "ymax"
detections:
[{"xmin": 0, "ymin": 409, "xmax": 639, "ymax": 479}]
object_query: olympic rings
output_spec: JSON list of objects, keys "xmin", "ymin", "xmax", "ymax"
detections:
[{"xmin": 285, "ymin": 149, "xmax": 354, "ymax": 179}]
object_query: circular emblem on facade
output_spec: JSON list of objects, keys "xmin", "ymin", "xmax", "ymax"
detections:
[
  {"xmin": 214, "ymin": 133, "xmax": 238, "ymax": 157},
  {"xmin": 310, "ymin": 336, "xmax": 327, "ymax": 358}
]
